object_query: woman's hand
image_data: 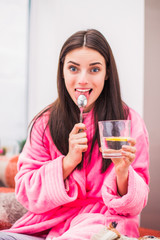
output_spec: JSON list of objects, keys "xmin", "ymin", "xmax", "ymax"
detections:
[
  {"xmin": 111, "ymin": 137, "xmax": 136, "ymax": 196},
  {"xmin": 62, "ymin": 123, "xmax": 88, "ymax": 179},
  {"xmin": 111, "ymin": 138, "xmax": 136, "ymax": 175},
  {"xmin": 99, "ymin": 138, "xmax": 136, "ymax": 196}
]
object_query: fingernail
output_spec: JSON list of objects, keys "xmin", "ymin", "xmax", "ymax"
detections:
[
  {"xmin": 122, "ymin": 145, "xmax": 128, "ymax": 150},
  {"xmin": 121, "ymin": 150, "xmax": 127, "ymax": 155}
]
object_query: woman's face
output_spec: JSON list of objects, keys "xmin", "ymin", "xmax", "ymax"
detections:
[{"xmin": 63, "ymin": 47, "xmax": 106, "ymax": 112}]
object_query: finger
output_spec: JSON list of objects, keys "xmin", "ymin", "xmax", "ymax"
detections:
[
  {"xmin": 71, "ymin": 131, "xmax": 87, "ymax": 139},
  {"xmin": 122, "ymin": 145, "xmax": 136, "ymax": 154},
  {"xmin": 128, "ymin": 152, "xmax": 135, "ymax": 162},
  {"xmin": 78, "ymin": 131, "xmax": 87, "ymax": 138},
  {"xmin": 123, "ymin": 157, "xmax": 133, "ymax": 165},
  {"xmin": 128, "ymin": 137, "xmax": 136, "ymax": 147},
  {"xmin": 78, "ymin": 137, "xmax": 88, "ymax": 144},
  {"xmin": 70, "ymin": 137, "xmax": 88, "ymax": 146},
  {"xmin": 130, "ymin": 146, "xmax": 136, "ymax": 154},
  {"xmin": 122, "ymin": 151, "xmax": 135, "ymax": 163},
  {"xmin": 70, "ymin": 123, "xmax": 86, "ymax": 135},
  {"xmin": 75, "ymin": 144, "xmax": 88, "ymax": 152}
]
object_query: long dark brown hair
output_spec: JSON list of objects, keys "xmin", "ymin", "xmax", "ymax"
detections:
[{"xmin": 30, "ymin": 29, "xmax": 129, "ymax": 173}]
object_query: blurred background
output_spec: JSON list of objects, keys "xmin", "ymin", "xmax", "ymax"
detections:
[{"xmin": 0, "ymin": 0, "xmax": 159, "ymax": 230}]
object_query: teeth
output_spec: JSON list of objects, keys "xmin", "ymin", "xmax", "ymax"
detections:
[{"xmin": 76, "ymin": 89, "xmax": 91, "ymax": 93}]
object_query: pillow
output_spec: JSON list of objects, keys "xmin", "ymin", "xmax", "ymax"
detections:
[
  {"xmin": 0, "ymin": 155, "xmax": 18, "ymax": 188},
  {"xmin": 0, "ymin": 191, "xmax": 27, "ymax": 230},
  {"xmin": 5, "ymin": 155, "xmax": 18, "ymax": 188}
]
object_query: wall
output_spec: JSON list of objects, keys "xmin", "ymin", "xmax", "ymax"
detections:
[
  {"xmin": 28, "ymin": 0, "xmax": 145, "ymax": 122},
  {"xmin": 141, "ymin": 0, "xmax": 160, "ymax": 230},
  {"xmin": 0, "ymin": 0, "xmax": 28, "ymax": 155}
]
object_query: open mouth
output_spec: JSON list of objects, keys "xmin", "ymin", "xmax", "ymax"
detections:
[{"xmin": 75, "ymin": 88, "xmax": 93, "ymax": 100}]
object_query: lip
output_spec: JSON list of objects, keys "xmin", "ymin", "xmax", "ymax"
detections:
[
  {"xmin": 75, "ymin": 88, "xmax": 92, "ymax": 100},
  {"xmin": 75, "ymin": 88, "xmax": 92, "ymax": 93}
]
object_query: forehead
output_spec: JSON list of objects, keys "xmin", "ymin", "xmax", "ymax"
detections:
[{"xmin": 64, "ymin": 47, "xmax": 105, "ymax": 64}]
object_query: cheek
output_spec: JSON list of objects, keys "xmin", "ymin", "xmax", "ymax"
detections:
[
  {"xmin": 95, "ymin": 77, "xmax": 105, "ymax": 90},
  {"xmin": 64, "ymin": 78, "xmax": 75, "ymax": 98},
  {"xmin": 94, "ymin": 80, "xmax": 105, "ymax": 98},
  {"xmin": 65, "ymin": 78, "xmax": 74, "ymax": 90}
]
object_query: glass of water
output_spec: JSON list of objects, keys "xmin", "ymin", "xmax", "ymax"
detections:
[{"xmin": 98, "ymin": 120, "xmax": 131, "ymax": 158}]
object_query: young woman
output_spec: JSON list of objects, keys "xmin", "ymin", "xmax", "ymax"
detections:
[{"xmin": 0, "ymin": 29, "xmax": 149, "ymax": 240}]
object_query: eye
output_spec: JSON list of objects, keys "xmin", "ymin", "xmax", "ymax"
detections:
[
  {"xmin": 91, "ymin": 67, "xmax": 100, "ymax": 73},
  {"xmin": 69, "ymin": 66, "xmax": 77, "ymax": 72}
]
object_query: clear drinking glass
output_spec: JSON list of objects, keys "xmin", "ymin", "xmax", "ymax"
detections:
[{"xmin": 98, "ymin": 120, "xmax": 131, "ymax": 158}]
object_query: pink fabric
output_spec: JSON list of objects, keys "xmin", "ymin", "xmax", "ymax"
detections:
[{"xmin": 6, "ymin": 108, "xmax": 149, "ymax": 239}]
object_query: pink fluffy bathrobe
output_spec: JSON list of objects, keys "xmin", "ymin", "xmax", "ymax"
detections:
[{"xmin": 7, "ymin": 108, "xmax": 149, "ymax": 239}]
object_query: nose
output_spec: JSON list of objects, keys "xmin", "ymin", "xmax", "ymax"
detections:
[{"xmin": 78, "ymin": 71, "xmax": 89, "ymax": 85}]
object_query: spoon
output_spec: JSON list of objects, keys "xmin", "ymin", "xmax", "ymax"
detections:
[{"xmin": 77, "ymin": 94, "xmax": 87, "ymax": 123}]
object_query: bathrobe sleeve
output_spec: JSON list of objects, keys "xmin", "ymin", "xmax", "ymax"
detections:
[
  {"xmin": 15, "ymin": 114, "xmax": 79, "ymax": 214},
  {"xmin": 102, "ymin": 108, "xmax": 149, "ymax": 217}
]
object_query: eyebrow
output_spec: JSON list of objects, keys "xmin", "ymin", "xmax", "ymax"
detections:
[
  {"xmin": 89, "ymin": 62, "xmax": 102, "ymax": 66},
  {"xmin": 67, "ymin": 61, "xmax": 80, "ymax": 66},
  {"xmin": 67, "ymin": 61, "xmax": 102, "ymax": 66}
]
